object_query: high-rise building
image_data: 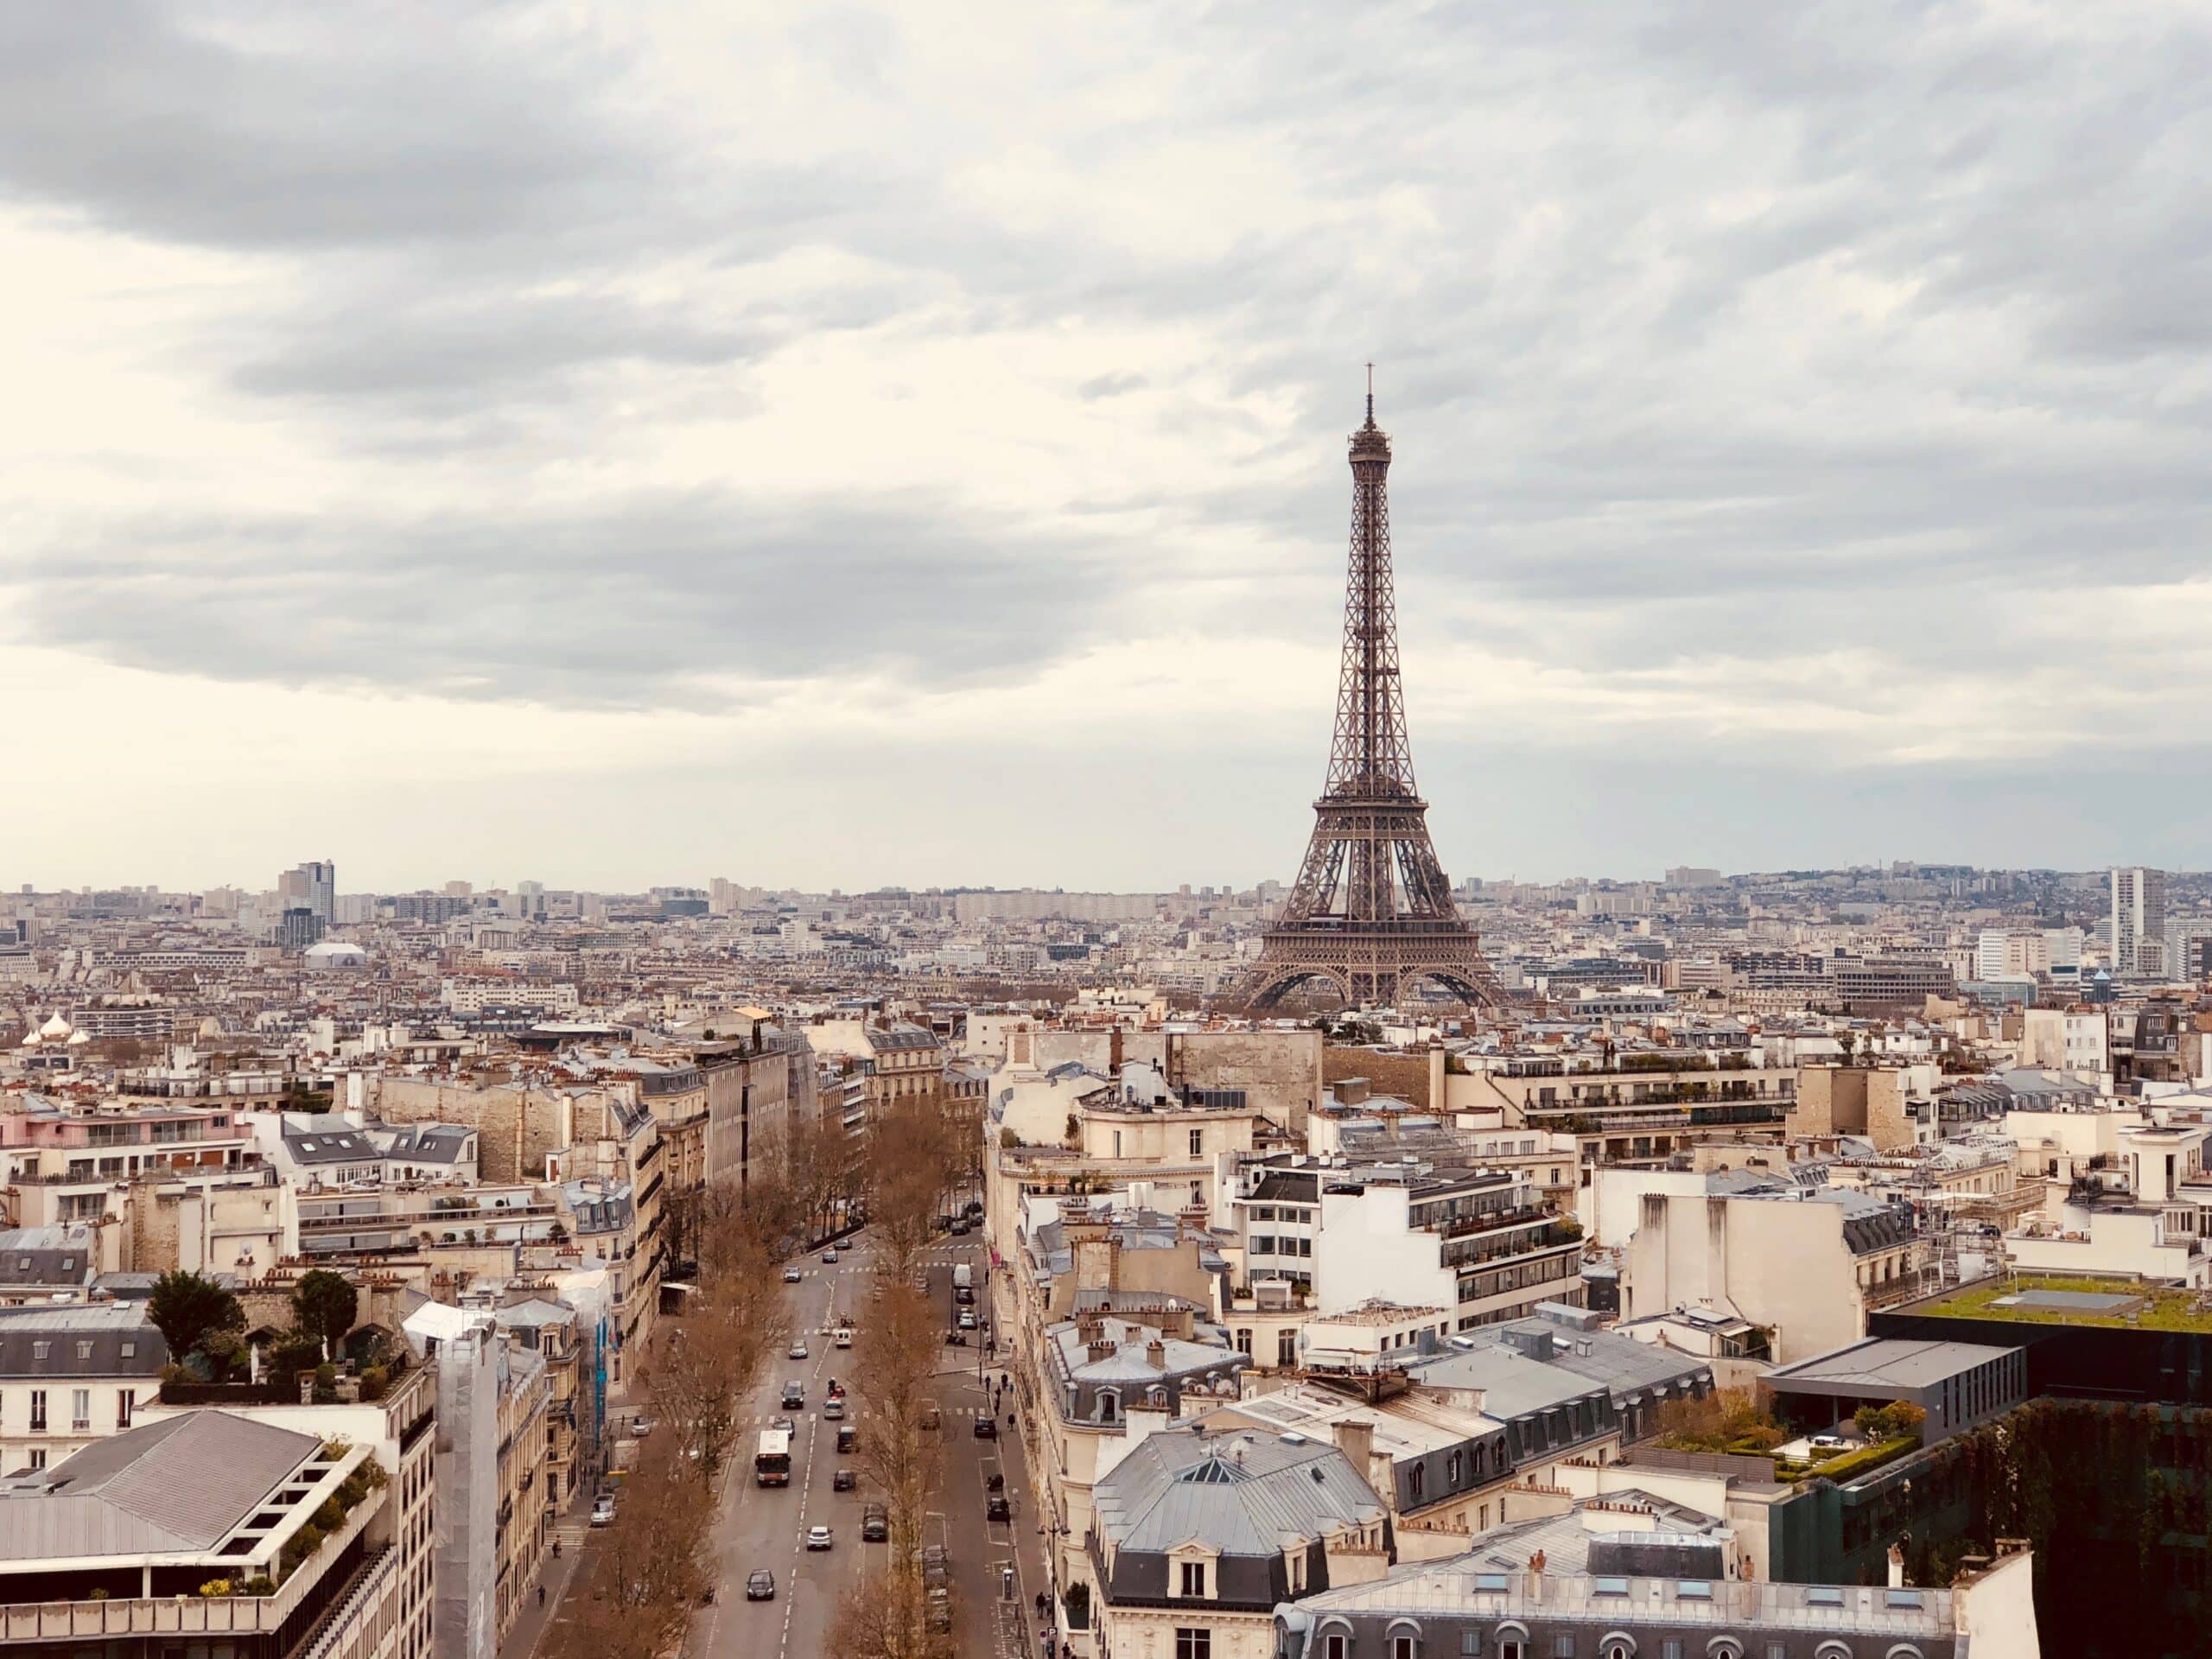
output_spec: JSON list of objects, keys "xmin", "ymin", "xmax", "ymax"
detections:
[
  {"xmin": 279, "ymin": 859, "xmax": 335, "ymax": 925},
  {"xmin": 2112, "ymin": 867, "xmax": 2167, "ymax": 976}
]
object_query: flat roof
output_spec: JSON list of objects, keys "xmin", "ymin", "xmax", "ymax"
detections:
[
  {"xmin": 1903, "ymin": 1274, "xmax": 2212, "ymax": 1333},
  {"xmin": 1767, "ymin": 1337, "xmax": 2019, "ymax": 1395}
]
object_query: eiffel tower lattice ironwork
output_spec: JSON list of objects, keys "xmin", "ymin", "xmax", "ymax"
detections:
[{"xmin": 1239, "ymin": 381, "xmax": 1503, "ymax": 1011}]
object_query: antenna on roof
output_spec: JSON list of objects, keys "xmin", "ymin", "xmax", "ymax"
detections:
[{"xmin": 1365, "ymin": 361, "xmax": 1375, "ymax": 426}]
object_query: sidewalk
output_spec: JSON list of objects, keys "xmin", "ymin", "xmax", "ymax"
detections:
[{"xmin": 496, "ymin": 1532, "xmax": 589, "ymax": 1659}]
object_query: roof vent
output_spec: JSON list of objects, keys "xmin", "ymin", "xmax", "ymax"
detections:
[{"xmin": 1279, "ymin": 1431, "xmax": 1307, "ymax": 1445}]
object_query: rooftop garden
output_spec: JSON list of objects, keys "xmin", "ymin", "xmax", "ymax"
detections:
[{"xmin": 1904, "ymin": 1273, "xmax": 2212, "ymax": 1333}]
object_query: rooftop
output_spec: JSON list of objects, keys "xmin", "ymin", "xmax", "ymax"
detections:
[
  {"xmin": 1902, "ymin": 1273, "xmax": 2212, "ymax": 1332},
  {"xmin": 1765, "ymin": 1336, "xmax": 2021, "ymax": 1395}
]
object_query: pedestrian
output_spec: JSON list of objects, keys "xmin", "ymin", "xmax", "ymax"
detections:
[
  {"xmin": 537, "ymin": 1585, "xmax": 546, "ymax": 1610},
  {"xmin": 552, "ymin": 1538, "xmax": 561, "ymax": 1560}
]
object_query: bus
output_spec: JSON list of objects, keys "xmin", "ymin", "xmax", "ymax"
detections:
[{"xmin": 754, "ymin": 1427, "xmax": 792, "ymax": 1487}]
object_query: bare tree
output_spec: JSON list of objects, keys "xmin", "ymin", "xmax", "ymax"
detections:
[
  {"xmin": 548, "ymin": 1439, "xmax": 709, "ymax": 1659},
  {"xmin": 836, "ymin": 1278, "xmax": 950, "ymax": 1659}
]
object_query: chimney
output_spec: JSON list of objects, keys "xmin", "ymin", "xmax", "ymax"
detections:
[
  {"xmin": 1887, "ymin": 1544, "xmax": 1906, "ymax": 1589},
  {"xmin": 1110, "ymin": 1026, "xmax": 1124, "ymax": 1073},
  {"xmin": 1332, "ymin": 1417, "xmax": 1376, "ymax": 1481},
  {"xmin": 1088, "ymin": 1341, "xmax": 1115, "ymax": 1364},
  {"xmin": 1427, "ymin": 1042, "xmax": 1446, "ymax": 1109},
  {"xmin": 1146, "ymin": 1338, "xmax": 1166, "ymax": 1370}
]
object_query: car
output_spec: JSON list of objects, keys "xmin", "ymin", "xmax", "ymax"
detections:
[
  {"xmin": 781, "ymin": 1382, "xmax": 805, "ymax": 1409},
  {"xmin": 823, "ymin": 1397, "xmax": 845, "ymax": 1420},
  {"xmin": 987, "ymin": 1494, "xmax": 1011, "ymax": 1522},
  {"xmin": 746, "ymin": 1571, "xmax": 776, "ymax": 1602},
  {"xmin": 861, "ymin": 1503, "xmax": 888, "ymax": 1541},
  {"xmin": 964, "ymin": 1198, "xmax": 983, "ymax": 1217},
  {"xmin": 949, "ymin": 1219, "xmax": 969, "ymax": 1236},
  {"xmin": 836, "ymin": 1425, "xmax": 858, "ymax": 1453},
  {"xmin": 957, "ymin": 1309, "xmax": 976, "ymax": 1329},
  {"xmin": 789, "ymin": 1339, "xmax": 810, "ymax": 1359},
  {"xmin": 805, "ymin": 1525, "xmax": 833, "ymax": 1551},
  {"xmin": 974, "ymin": 1415, "xmax": 998, "ymax": 1440},
  {"xmin": 834, "ymin": 1327, "xmax": 854, "ymax": 1349},
  {"xmin": 822, "ymin": 1249, "xmax": 839, "ymax": 1263},
  {"xmin": 590, "ymin": 1494, "xmax": 617, "ymax": 1527},
  {"xmin": 784, "ymin": 1267, "xmax": 803, "ymax": 1283},
  {"xmin": 1808, "ymin": 1433, "xmax": 1850, "ymax": 1452},
  {"xmin": 918, "ymin": 1402, "xmax": 940, "ymax": 1430},
  {"xmin": 833, "ymin": 1467, "xmax": 857, "ymax": 1491},
  {"xmin": 627, "ymin": 1415, "xmax": 657, "ymax": 1439},
  {"xmin": 772, "ymin": 1414, "xmax": 798, "ymax": 1435}
]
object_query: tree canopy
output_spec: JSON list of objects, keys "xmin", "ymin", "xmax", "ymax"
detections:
[
  {"xmin": 292, "ymin": 1270, "xmax": 360, "ymax": 1351},
  {"xmin": 148, "ymin": 1269, "xmax": 245, "ymax": 1362}
]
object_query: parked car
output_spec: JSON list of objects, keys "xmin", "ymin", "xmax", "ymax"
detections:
[
  {"xmin": 973, "ymin": 1415, "xmax": 997, "ymax": 1440},
  {"xmin": 1808, "ymin": 1433, "xmax": 1850, "ymax": 1452},
  {"xmin": 805, "ymin": 1525, "xmax": 834, "ymax": 1551},
  {"xmin": 987, "ymin": 1494, "xmax": 1011, "ymax": 1522},
  {"xmin": 861, "ymin": 1503, "xmax": 889, "ymax": 1541},
  {"xmin": 746, "ymin": 1571, "xmax": 776, "ymax": 1601},
  {"xmin": 957, "ymin": 1309, "xmax": 976, "ymax": 1330},
  {"xmin": 833, "ymin": 1468, "xmax": 857, "ymax": 1491},
  {"xmin": 590, "ymin": 1494, "xmax": 617, "ymax": 1527}
]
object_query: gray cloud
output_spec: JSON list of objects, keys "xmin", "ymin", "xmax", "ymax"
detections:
[
  {"xmin": 12, "ymin": 493, "xmax": 1141, "ymax": 709},
  {"xmin": 9, "ymin": 0, "xmax": 2212, "ymax": 876}
]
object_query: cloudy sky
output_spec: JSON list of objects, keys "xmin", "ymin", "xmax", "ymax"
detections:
[{"xmin": 4, "ymin": 2, "xmax": 2209, "ymax": 895}]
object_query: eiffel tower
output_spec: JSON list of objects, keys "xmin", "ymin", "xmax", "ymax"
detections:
[{"xmin": 1239, "ymin": 378, "xmax": 1503, "ymax": 1012}]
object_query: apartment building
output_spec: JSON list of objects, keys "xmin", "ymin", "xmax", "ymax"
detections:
[{"xmin": 0, "ymin": 1303, "xmax": 166, "ymax": 1471}]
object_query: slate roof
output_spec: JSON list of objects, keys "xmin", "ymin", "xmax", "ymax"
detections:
[
  {"xmin": 383, "ymin": 1122, "xmax": 474, "ymax": 1162},
  {"xmin": 0, "ymin": 1410, "xmax": 321, "ymax": 1561},
  {"xmin": 0, "ymin": 1224, "xmax": 98, "ymax": 1290},
  {"xmin": 1093, "ymin": 1425, "xmax": 1385, "ymax": 1557},
  {"xmin": 281, "ymin": 1114, "xmax": 376, "ymax": 1164},
  {"xmin": 0, "ymin": 1304, "xmax": 167, "ymax": 1377}
]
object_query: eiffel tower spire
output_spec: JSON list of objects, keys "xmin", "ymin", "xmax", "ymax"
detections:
[{"xmin": 1238, "ymin": 382, "xmax": 1503, "ymax": 1012}]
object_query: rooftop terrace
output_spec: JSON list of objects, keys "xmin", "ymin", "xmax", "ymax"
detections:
[{"xmin": 1901, "ymin": 1272, "xmax": 2212, "ymax": 1333}]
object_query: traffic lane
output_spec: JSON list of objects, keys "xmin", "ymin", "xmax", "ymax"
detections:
[{"xmin": 934, "ymin": 1368, "xmax": 1031, "ymax": 1659}]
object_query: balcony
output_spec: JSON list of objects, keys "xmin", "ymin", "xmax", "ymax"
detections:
[{"xmin": 1428, "ymin": 1204, "xmax": 1552, "ymax": 1241}]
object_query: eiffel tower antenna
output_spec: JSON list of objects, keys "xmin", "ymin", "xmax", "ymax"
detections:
[{"xmin": 1236, "ymin": 378, "xmax": 1503, "ymax": 1013}]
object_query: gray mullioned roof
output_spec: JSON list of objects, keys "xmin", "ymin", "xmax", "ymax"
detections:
[
  {"xmin": 0, "ymin": 1410, "xmax": 321, "ymax": 1561},
  {"xmin": 1767, "ymin": 1338, "xmax": 2023, "ymax": 1395},
  {"xmin": 1093, "ymin": 1426, "xmax": 1384, "ymax": 1557}
]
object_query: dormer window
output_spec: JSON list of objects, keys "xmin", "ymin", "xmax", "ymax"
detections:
[{"xmin": 1180, "ymin": 1561, "xmax": 1206, "ymax": 1598}]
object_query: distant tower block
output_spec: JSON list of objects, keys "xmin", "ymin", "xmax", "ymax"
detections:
[{"xmin": 1237, "ymin": 383, "xmax": 1503, "ymax": 1012}]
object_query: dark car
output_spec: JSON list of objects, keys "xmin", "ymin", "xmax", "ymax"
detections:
[
  {"xmin": 746, "ymin": 1571, "xmax": 776, "ymax": 1602},
  {"xmin": 833, "ymin": 1468, "xmax": 857, "ymax": 1491},
  {"xmin": 964, "ymin": 1198, "xmax": 983, "ymax": 1217},
  {"xmin": 987, "ymin": 1494, "xmax": 1011, "ymax": 1522},
  {"xmin": 949, "ymin": 1218, "xmax": 969, "ymax": 1236},
  {"xmin": 836, "ymin": 1425, "xmax": 858, "ymax": 1453},
  {"xmin": 781, "ymin": 1382, "xmax": 805, "ymax": 1409},
  {"xmin": 973, "ymin": 1415, "xmax": 997, "ymax": 1440},
  {"xmin": 861, "ymin": 1503, "xmax": 889, "ymax": 1541}
]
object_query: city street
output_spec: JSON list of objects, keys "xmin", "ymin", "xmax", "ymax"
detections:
[{"xmin": 677, "ymin": 1226, "xmax": 1036, "ymax": 1659}]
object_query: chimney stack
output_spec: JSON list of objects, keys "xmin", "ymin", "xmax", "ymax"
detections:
[
  {"xmin": 1887, "ymin": 1544, "xmax": 1907, "ymax": 1589},
  {"xmin": 1332, "ymin": 1417, "xmax": 1376, "ymax": 1482},
  {"xmin": 1146, "ymin": 1338, "xmax": 1167, "ymax": 1370}
]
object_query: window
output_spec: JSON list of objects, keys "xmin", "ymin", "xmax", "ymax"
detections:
[
  {"xmin": 1236, "ymin": 1328, "xmax": 1253, "ymax": 1357},
  {"xmin": 72, "ymin": 1389, "xmax": 92, "ymax": 1431},
  {"xmin": 118, "ymin": 1392, "xmax": 133, "ymax": 1429},
  {"xmin": 1251, "ymin": 1236, "xmax": 1277, "ymax": 1255},
  {"xmin": 1473, "ymin": 1572, "xmax": 1509, "ymax": 1592},
  {"xmin": 1460, "ymin": 1636, "xmax": 1482, "ymax": 1656},
  {"xmin": 1675, "ymin": 1581, "xmax": 1712, "ymax": 1599},
  {"xmin": 30, "ymin": 1342, "xmax": 48, "ymax": 1362},
  {"xmin": 1408, "ymin": 1462, "xmax": 1425, "ymax": 1499},
  {"xmin": 1278, "ymin": 1330, "xmax": 1298, "ymax": 1367},
  {"xmin": 26, "ymin": 1449, "xmax": 43, "ymax": 1471},
  {"xmin": 1325, "ymin": 1638, "xmax": 1349, "ymax": 1659},
  {"xmin": 1554, "ymin": 1640, "xmax": 1576, "ymax": 1659},
  {"xmin": 1180, "ymin": 1561, "xmax": 1206, "ymax": 1598},
  {"xmin": 1393, "ymin": 1637, "xmax": 1416, "ymax": 1659},
  {"xmin": 1662, "ymin": 1643, "xmax": 1682, "ymax": 1659},
  {"xmin": 1592, "ymin": 1577, "xmax": 1630, "ymax": 1598},
  {"xmin": 29, "ymin": 1390, "xmax": 47, "ymax": 1432},
  {"xmin": 1175, "ymin": 1630, "xmax": 1211, "ymax": 1659},
  {"xmin": 1190, "ymin": 1128, "xmax": 1205, "ymax": 1157},
  {"xmin": 120, "ymin": 1341, "xmax": 136, "ymax": 1358}
]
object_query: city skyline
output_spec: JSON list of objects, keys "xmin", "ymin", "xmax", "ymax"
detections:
[{"xmin": 7, "ymin": 5, "xmax": 2211, "ymax": 887}]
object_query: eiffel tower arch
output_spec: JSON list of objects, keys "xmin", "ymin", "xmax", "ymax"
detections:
[{"xmin": 1236, "ymin": 382, "xmax": 1503, "ymax": 1014}]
